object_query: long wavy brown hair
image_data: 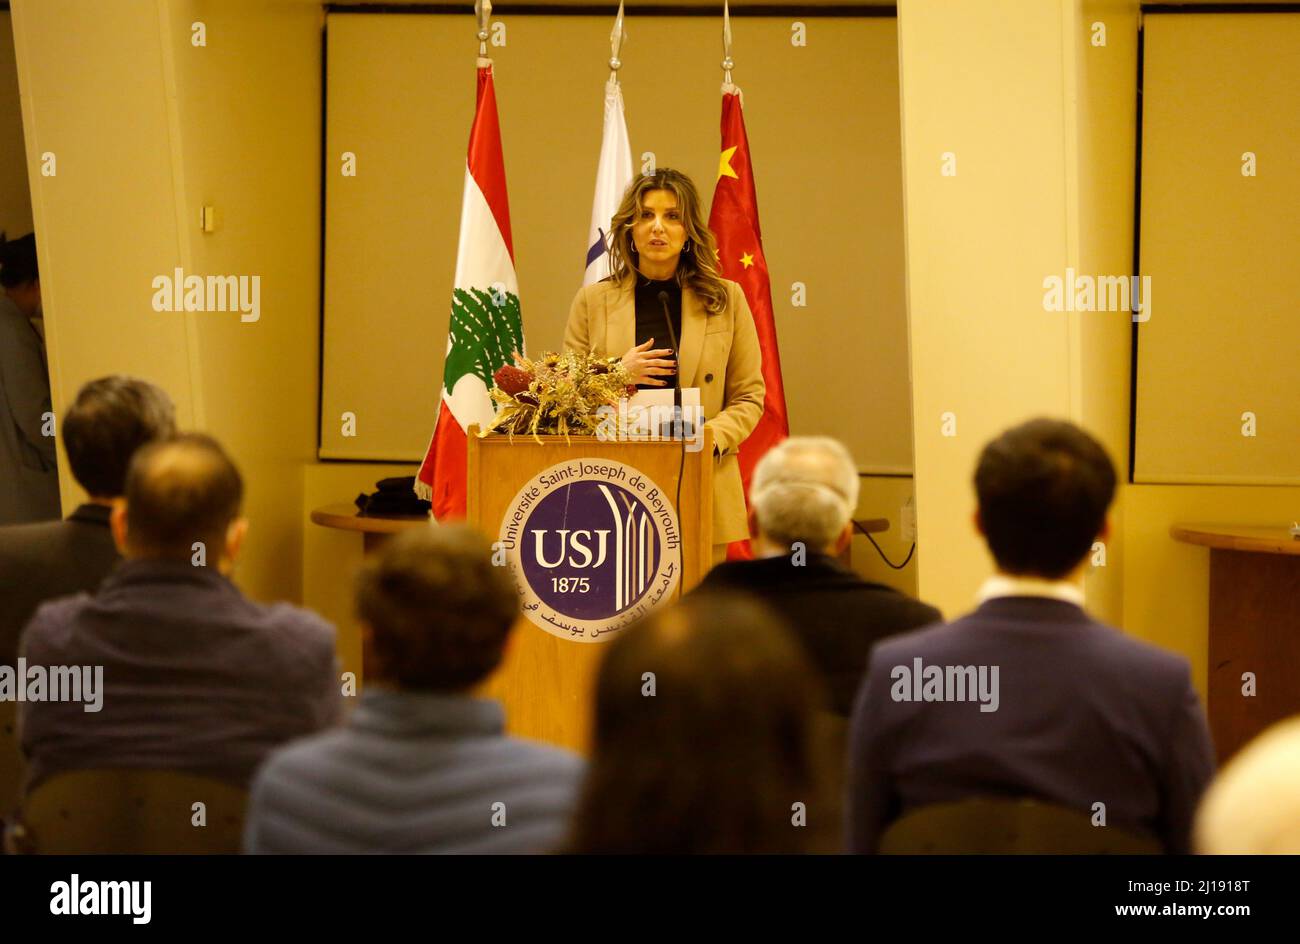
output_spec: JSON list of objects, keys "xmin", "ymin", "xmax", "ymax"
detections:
[{"xmin": 606, "ymin": 168, "xmax": 730, "ymax": 315}]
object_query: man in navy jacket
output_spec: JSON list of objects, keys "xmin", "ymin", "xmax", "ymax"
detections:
[{"xmin": 848, "ymin": 418, "xmax": 1215, "ymax": 854}]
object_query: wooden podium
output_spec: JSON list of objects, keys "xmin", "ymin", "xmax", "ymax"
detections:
[{"xmin": 468, "ymin": 427, "xmax": 714, "ymax": 753}]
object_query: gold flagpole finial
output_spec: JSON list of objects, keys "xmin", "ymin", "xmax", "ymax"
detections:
[
  {"xmin": 475, "ymin": 0, "xmax": 493, "ymax": 58},
  {"xmin": 721, "ymin": 0, "xmax": 734, "ymax": 85},
  {"xmin": 609, "ymin": 1, "xmax": 628, "ymax": 83}
]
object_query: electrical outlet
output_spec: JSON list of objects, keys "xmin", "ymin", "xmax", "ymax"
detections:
[{"xmin": 901, "ymin": 496, "xmax": 917, "ymax": 544}]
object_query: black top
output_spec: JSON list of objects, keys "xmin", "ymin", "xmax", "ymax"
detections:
[
  {"xmin": 633, "ymin": 276, "xmax": 682, "ymax": 390},
  {"xmin": 692, "ymin": 553, "xmax": 943, "ymax": 716}
]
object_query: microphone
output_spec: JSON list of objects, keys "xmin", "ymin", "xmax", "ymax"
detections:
[{"xmin": 658, "ymin": 290, "xmax": 693, "ymax": 439}]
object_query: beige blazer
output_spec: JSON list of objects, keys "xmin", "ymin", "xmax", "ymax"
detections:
[{"xmin": 564, "ymin": 278, "xmax": 765, "ymax": 544}]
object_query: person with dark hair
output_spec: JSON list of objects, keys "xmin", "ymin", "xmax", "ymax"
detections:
[
  {"xmin": 0, "ymin": 232, "xmax": 59, "ymax": 524},
  {"xmin": 17, "ymin": 434, "xmax": 340, "ymax": 793},
  {"xmin": 848, "ymin": 418, "xmax": 1214, "ymax": 854},
  {"xmin": 565, "ymin": 169, "xmax": 765, "ymax": 563},
  {"xmin": 567, "ymin": 594, "xmax": 838, "ymax": 854},
  {"xmin": 0, "ymin": 376, "xmax": 175, "ymax": 668},
  {"xmin": 244, "ymin": 525, "xmax": 583, "ymax": 854}
]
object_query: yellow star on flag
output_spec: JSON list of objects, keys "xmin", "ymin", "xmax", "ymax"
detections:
[
  {"xmin": 740, "ymin": 252, "xmax": 755, "ymax": 269},
  {"xmin": 718, "ymin": 146, "xmax": 739, "ymax": 181}
]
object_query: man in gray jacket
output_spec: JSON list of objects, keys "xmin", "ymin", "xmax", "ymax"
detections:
[
  {"xmin": 0, "ymin": 233, "xmax": 58, "ymax": 524},
  {"xmin": 244, "ymin": 525, "xmax": 584, "ymax": 854}
]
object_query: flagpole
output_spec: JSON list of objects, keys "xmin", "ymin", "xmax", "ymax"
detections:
[
  {"xmin": 475, "ymin": 0, "xmax": 491, "ymax": 60},
  {"xmin": 721, "ymin": 0, "xmax": 736, "ymax": 93},
  {"xmin": 609, "ymin": 0, "xmax": 627, "ymax": 84},
  {"xmin": 417, "ymin": 0, "xmax": 523, "ymax": 512},
  {"xmin": 583, "ymin": 3, "xmax": 633, "ymax": 285},
  {"xmin": 710, "ymin": 0, "xmax": 788, "ymax": 559}
]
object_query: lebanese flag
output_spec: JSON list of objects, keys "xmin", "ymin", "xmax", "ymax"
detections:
[
  {"xmin": 708, "ymin": 84, "xmax": 789, "ymax": 559},
  {"xmin": 415, "ymin": 60, "xmax": 524, "ymax": 519}
]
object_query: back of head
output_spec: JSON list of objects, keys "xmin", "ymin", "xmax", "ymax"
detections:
[
  {"xmin": 123, "ymin": 433, "xmax": 243, "ymax": 562},
  {"xmin": 750, "ymin": 436, "xmax": 860, "ymax": 552},
  {"xmin": 354, "ymin": 524, "xmax": 519, "ymax": 691},
  {"xmin": 1196, "ymin": 717, "xmax": 1300, "ymax": 854},
  {"xmin": 974, "ymin": 418, "xmax": 1116, "ymax": 579},
  {"xmin": 63, "ymin": 376, "xmax": 177, "ymax": 498},
  {"xmin": 568, "ymin": 594, "xmax": 833, "ymax": 854},
  {"xmin": 0, "ymin": 232, "xmax": 38, "ymax": 287}
]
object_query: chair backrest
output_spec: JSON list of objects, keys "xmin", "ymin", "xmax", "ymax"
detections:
[
  {"xmin": 0, "ymin": 701, "xmax": 21, "ymax": 822},
  {"xmin": 879, "ymin": 797, "xmax": 1163, "ymax": 855},
  {"xmin": 9, "ymin": 768, "xmax": 248, "ymax": 854}
]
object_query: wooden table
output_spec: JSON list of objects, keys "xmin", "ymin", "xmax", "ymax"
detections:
[
  {"xmin": 310, "ymin": 502, "xmax": 430, "ymax": 554},
  {"xmin": 1171, "ymin": 523, "xmax": 1300, "ymax": 762}
]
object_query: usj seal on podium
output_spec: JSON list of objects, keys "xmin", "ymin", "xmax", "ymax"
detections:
[
  {"xmin": 467, "ymin": 426, "xmax": 714, "ymax": 751},
  {"xmin": 501, "ymin": 458, "xmax": 682, "ymax": 642}
]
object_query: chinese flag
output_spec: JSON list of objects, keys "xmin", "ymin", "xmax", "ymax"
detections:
[{"xmin": 708, "ymin": 86, "xmax": 789, "ymax": 560}]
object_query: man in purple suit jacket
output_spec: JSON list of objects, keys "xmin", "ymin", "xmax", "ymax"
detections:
[
  {"xmin": 19, "ymin": 433, "xmax": 340, "ymax": 792},
  {"xmin": 848, "ymin": 418, "xmax": 1215, "ymax": 854}
]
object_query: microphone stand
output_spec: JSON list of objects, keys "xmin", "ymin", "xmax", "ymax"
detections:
[{"xmin": 658, "ymin": 290, "xmax": 695, "ymax": 440}]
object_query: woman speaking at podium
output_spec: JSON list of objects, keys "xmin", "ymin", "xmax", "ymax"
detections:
[{"xmin": 564, "ymin": 168, "xmax": 764, "ymax": 564}]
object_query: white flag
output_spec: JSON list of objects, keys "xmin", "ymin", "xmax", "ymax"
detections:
[{"xmin": 583, "ymin": 78, "xmax": 633, "ymax": 285}]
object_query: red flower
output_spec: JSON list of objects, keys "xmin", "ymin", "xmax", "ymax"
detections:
[{"xmin": 493, "ymin": 364, "xmax": 534, "ymax": 396}]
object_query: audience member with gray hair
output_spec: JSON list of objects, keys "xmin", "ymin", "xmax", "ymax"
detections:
[
  {"xmin": 692, "ymin": 436, "xmax": 940, "ymax": 716},
  {"xmin": 749, "ymin": 436, "xmax": 861, "ymax": 553}
]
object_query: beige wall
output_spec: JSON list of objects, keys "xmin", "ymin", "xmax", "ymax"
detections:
[
  {"xmin": 13, "ymin": 0, "xmax": 322, "ymax": 605},
  {"xmin": 14, "ymin": 0, "xmax": 200, "ymax": 471},
  {"xmin": 166, "ymin": 0, "xmax": 324, "ymax": 603},
  {"xmin": 1073, "ymin": 0, "xmax": 1140, "ymax": 631},
  {"xmin": 1135, "ymin": 13, "xmax": 1300, "ymax": 484},
  {"xmin": 894, "ymin": 0, "xmax": 1138, "ymax": 624},
  {"xmin": 1118, "ymin": 11, "xmax": 1300, "ymax": 702},
  {"xmin": 898, "ymin": 1, "xmax": 1298, "ymax": 706},
  {"xmin": 321, "ymin": 12, "xmax": 913, "ymax": 474},
  {"xmin": 0, "ymin": 11, "xmax": 32, "ymax": 236}
]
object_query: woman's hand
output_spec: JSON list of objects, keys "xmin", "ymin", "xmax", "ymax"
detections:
[{"xmin": 621, "ymin": 338, "xmax": 676, "ymax": 387}]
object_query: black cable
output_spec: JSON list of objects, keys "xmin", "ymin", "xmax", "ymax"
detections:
[
  {"xmin": 675, "ymin": 430, "xmax": 686, "ymax": 577},
  {"xmin": 863, "ymin": 533, "xmax": 915, "ymax": 569}
]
